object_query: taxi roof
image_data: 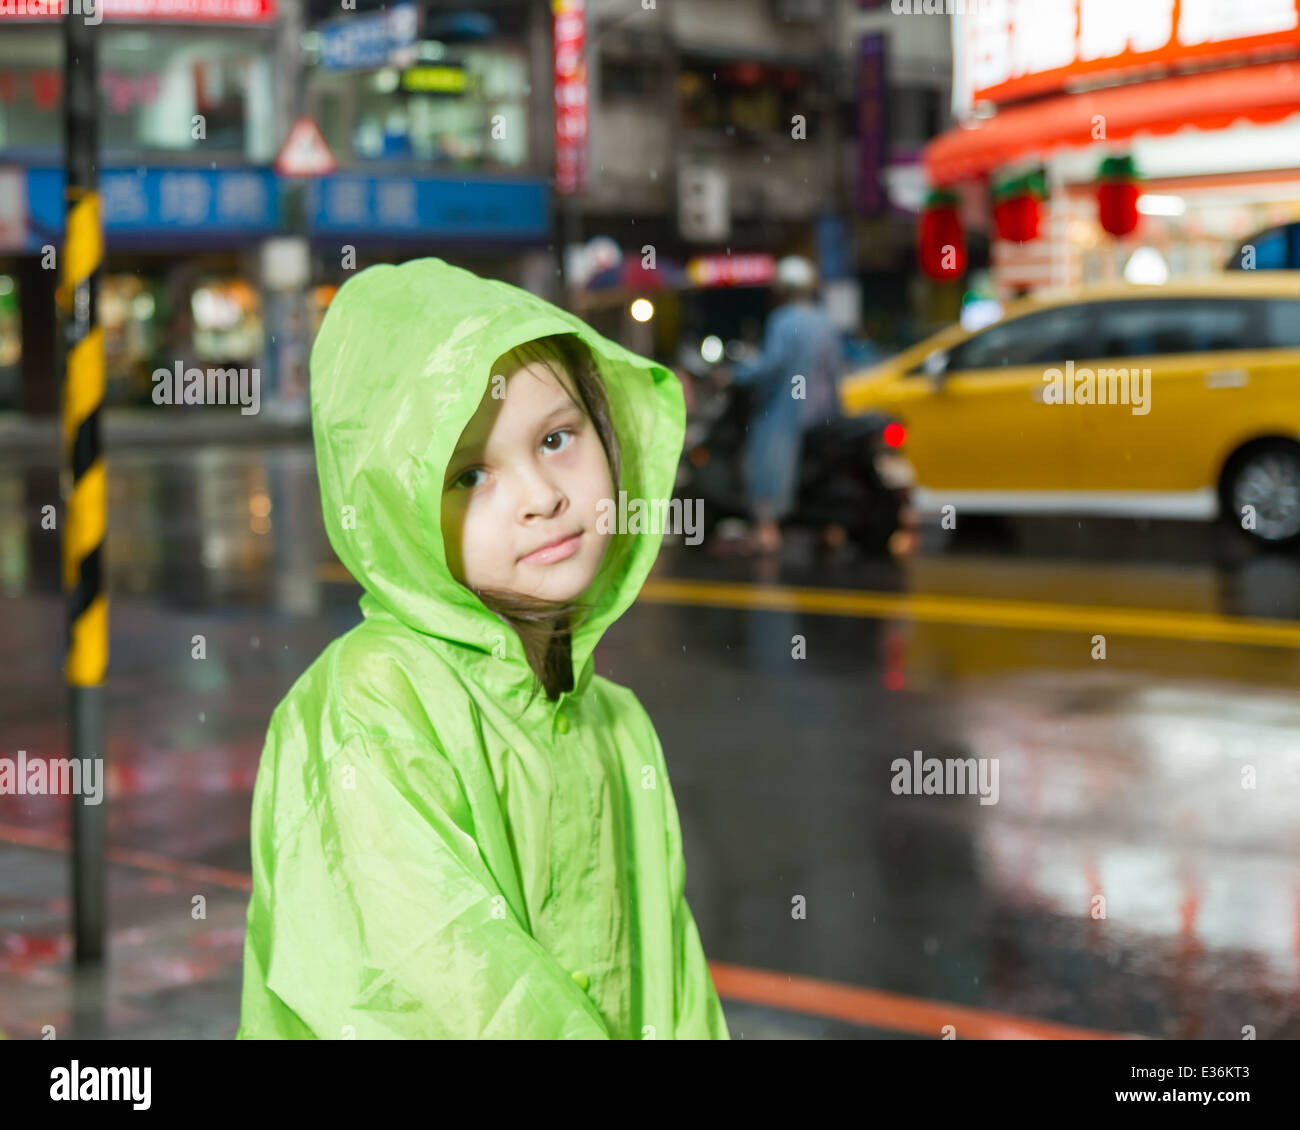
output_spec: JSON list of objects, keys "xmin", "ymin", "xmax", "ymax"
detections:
[{"xmin": 1025, "ymin": 271, "xmax": 1300, "ymax": 306}]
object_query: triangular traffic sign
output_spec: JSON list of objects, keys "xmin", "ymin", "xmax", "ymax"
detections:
[{"xmin": 275, "ymin": 116, "xmax": 338, "ymax": 177}]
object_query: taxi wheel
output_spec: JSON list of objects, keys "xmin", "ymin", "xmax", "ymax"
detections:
[{"xmin": 1223, "ymin": 441, "xmax": 1300, "ymax": 545}]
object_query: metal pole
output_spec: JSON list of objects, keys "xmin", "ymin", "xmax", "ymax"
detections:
[{"xmin": 62, "ymin": 5, "xmax": 107, "ymax": 967}]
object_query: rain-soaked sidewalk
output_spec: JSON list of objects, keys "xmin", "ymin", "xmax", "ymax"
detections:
[{"xmin": 3, "ymin": 446, "xmax": 1300, "ymax": 1039}]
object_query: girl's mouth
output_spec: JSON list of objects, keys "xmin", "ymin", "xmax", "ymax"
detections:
[{"xmin": 519, "ymin": 531, "xmax": 583, "ymax": 566}]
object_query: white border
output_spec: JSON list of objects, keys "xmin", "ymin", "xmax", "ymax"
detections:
[{"xmin": 910, "ymin": 486, "xmax": 1219, "ymax": 520}]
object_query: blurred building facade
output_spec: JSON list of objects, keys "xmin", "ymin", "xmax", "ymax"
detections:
[
  {"xmin": 0, "ymin": 3, "xmax": 284, "ymax": 414},
  {"xmin": 0, "ymin": 0, "xmax": 555, "ymax": 416},
  {"xmin": 566, "ymin": 0, "xmax": 953, "ymax": 356},
  {"xmin": 0, "ymin": 0, "xmax": 960, "ymax": 416},
  {"xmin": 927, "ymin": 0, "xmax": 1300, "ymax": 302}
]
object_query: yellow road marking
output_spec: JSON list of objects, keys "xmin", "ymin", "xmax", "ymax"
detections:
[
  {"xmin": 313, "ymin": 563, "xmax": 1300, "ymax": 649},
  {"xmin": 637, "ymin": 577, "xmax": 1300, "ymax": 648}
]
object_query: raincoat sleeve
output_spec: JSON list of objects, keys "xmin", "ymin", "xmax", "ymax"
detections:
[
  {"xmin": 643, "ymin": 718, "xmax": 730, "ymax": 1040},
  {"xmin": 253, "ymin": 727, "xmax": 612, "ymax": 1040},
  {"xmin": 732, "ymin": 308, "xmax": 794, "ymax": 393}
]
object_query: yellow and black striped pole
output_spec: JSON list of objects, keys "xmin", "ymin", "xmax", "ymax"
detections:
[{"xmin": 61, "ymin": 10, "xmax": 106, "ymax": 966}]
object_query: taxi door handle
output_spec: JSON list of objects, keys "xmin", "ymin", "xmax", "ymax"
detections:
[{"xmin": 1204, "ymin": 368, "xmax": 1249, "ymax": 388}]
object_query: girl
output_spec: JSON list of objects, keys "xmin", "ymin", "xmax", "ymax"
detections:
[{"xmin": 237, "ymin": 257, "xmax": 730, "ymax": 1040}]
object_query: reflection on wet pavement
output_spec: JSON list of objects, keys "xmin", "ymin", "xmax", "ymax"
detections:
[{"xmin": 2, "ymin": 446, "xmax": 1298, "ymax": 1039}]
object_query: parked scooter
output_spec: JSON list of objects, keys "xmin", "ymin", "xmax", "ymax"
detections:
[{"xmin": 672, "ymin": 340, "xmax": 905, "ymax": 554}]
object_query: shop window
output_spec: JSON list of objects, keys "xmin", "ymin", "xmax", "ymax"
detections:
[
  {"xmin": 0, "ymin": 27, "xmax": 274, "ymax": 160},
  {"xmin": 309, "ymin": 43, "xmax": 530, "ymax": 169},
  {"xmin": 100, "ymin": 275, "xmax": 163, "ymax": 406},
  {"xmin": 0, "ymin": 272, "xmax": 19, "ymax": 412},
  {"xmin": 97, "ymin": 271, "xmax": 264, "ymax": 408},
  {"xmin": 191, "ymin": 278, "xmax": 264, "ymax": 365},
  {"xmin": 309, "ymin": 284, "xmax": 339, "ymax": 342},
  {"xmin": 888, "ymin": 86, "xmax": 942, "ymax": 148},
  {"xmin": 600, "ymin": 59, "xmax": 664, "ymax": 102},
  {"xmin": 678, "ymin": 62, "xmax": 811, "ymax": 139}
]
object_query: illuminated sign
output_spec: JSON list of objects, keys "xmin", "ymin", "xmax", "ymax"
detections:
[
  {"xmin": 400, "ymin": 66, "xmax": 467, "ymax": 94},
  {"xmin": 0, "ymin": 0, "xmax": 277, "ymax": 21},
  {"xmin": 686, "ymin": 254, "xmax": 775, "ymax": 287},
  {"xmin": 956, "ymin": 0, "xmax": 1300, "ymax": 113},
  {"xmin": 553, "ymin": 0, "xmax": 588, "ymax": 196}
]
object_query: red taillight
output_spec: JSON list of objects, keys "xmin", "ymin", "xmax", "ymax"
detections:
[{"xmin": 882, "ymin": 422, "xmax": 906, "ymax": 449}]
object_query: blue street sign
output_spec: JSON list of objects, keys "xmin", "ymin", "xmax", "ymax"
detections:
[
  {"xmin": 318, "ymin": 4, "xmax": 419, "ymax": 72},
  {"xmin": 25, "ymin": 167, "xmax": 280, "ymax": 248},
  {"xmin": 309, "ymin": 174, "xmax": 549, "ymax": 241}
]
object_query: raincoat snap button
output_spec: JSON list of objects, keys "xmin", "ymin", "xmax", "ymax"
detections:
[
  {"xmin": 555, "ymin": 712, "xmax": 570, "ymax": 734},
  {"xmin": 571, "ymin": 969, "xmax": 589, "ymax": 991}
]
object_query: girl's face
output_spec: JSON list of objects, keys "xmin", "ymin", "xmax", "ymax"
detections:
[{"xmin": 441, "ymin": 356, "xmax": 614, "ymax": 604}]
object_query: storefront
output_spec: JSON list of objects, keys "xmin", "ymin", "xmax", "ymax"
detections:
[
  {"xmin": 0, "ymin": 9, "xmax": 278, "ymax": 162},
  {"xmin": 0, "ymin": 0, "xmax": 553, "ymax": 416},
  {"xmin": 0, "ymin": 0, "xmax": 281, "ymax": 412},
  {"xmin": 303, "ymin": 3, "xmax": 533, "ymax": 172},
  {"xmin": 1, "ymin": 165, "xmax": 553, "ymax": 416},
  {"xmin": 921, "ymin": 0, "xmax": 1300, "ymax": 301},
  {"xmin": 2, "ymin": 165, "xmax": 281, "ymax": 411},
  {"xmin": 303, "ymin": 168, "xmax": 553, "ymax": 296}
]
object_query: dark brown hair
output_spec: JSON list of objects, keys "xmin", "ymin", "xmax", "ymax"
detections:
[{"xmin": 469, "ymin": 334, "xmax": 626, "ymax": 710}]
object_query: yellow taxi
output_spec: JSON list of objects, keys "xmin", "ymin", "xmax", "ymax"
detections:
[{"xmin": 842, "ymin": 273, "xmax": 1300, "ymax": 543}]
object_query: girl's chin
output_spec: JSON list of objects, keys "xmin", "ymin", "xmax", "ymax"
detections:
[{"xmin": 512, "ymin": 560, "xmax": 599, "ymax": 604}]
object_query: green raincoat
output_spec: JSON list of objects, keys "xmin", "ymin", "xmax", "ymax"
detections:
[{"xmin": 237, "ymin": 258, "xmax": 730, "ymax": 1040}]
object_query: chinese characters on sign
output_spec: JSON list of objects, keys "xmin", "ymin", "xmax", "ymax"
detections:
[
  {"xmin": 959, "ymin": 0, "xmax": 1300, "ymax": 112},
  {"xmin": 685, "ymin": 254, "xmax": 776, "ymax": 287},
  {"xmin": 24, "ymin": 168, "xmax": 278, "ymax": 249},
  {"xmin": 318, "ymin": 3, "xmax": 418, "ymax": 72},
  {"xmin": 553, "ymin": 0, "xmax": 588, "ymax": 196},
  {"xmin": 856, "ymin": 33, "xmax": 888, "ymax": 217},
  {"xmin": 0, "ymin": 0, "xmax": 276, "ymax": 21},
  {"xmin": 309, "ymin": 175, "xmax": 547, "ymax": 239},
  {"xmin": 0, "ymin": 68, "xmax": 162, "ymax": 112}
]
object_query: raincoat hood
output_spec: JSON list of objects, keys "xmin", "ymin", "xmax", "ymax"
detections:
[{"xmin": 311, "ymin": 257, "xmax": 685, "ymax": 698}]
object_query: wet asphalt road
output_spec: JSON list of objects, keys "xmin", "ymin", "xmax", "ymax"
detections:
[{"xmin": 2, "ymin": 444, "xmax": 1299, "ymax": 1040}]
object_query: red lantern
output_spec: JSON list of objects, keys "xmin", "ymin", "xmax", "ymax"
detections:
[
  {"xmin": 992, "ymin": 172, "xmax": 1044, "ymax": 242},
  {"xmin": 1096, "ymin": 155, "xmax": 1141, "ymax": 237},
  {"xmin": 918, "ymin": 189, "xmax": 966, "ymax": 282},
  {"xmin": 994, "ymin": 194, "xmax": 1041, "ymax": 242}
]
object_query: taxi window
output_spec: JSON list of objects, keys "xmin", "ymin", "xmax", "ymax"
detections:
[
  {"xmin": 946, "ymin": 305, "xmax": 1095, "ymax": 372},
  {"xmin": 1264, "ymin": 299, "xmax": 1300, "ymax": 348},
  {"xmin": 1092, "ymin": 299, "xmax": 1257, "ymax": 357}
]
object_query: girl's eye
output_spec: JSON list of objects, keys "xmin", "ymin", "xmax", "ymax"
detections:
[
  {"xmin": 542, "ymin": 428, "xmax": 575, "ymax": 454},
  {"xmin": 454, "ymin": 467, "xmax": 487, "ymax": 489}
]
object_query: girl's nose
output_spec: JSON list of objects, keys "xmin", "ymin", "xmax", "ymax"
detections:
[{"xmin": 518, "ymin": 469, "xmax": 566, "ymax": 522}]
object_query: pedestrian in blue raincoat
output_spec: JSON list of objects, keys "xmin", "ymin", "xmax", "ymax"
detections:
[{"xmin": 725, "ymin": 256, "xmax": 845, "ymax": 555}]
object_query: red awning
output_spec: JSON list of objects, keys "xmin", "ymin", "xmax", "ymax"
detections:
[{"xmin": 925, "ymin": 60, "xmax": 1300, "ymax": 185}]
